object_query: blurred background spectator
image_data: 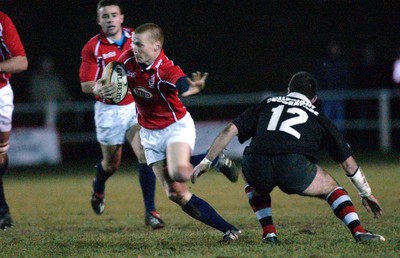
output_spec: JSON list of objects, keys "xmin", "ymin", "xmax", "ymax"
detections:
[
  {"xmin": 29, "ymin": 56, "xmax": 71, "ymax": 127},
  {"xmin": 29, "ymin": 56, "xmax": 71, "ymax": 103},
  {"xmin": 352, "ymin": 44, "xmax": 382, "ymax": 123},
  {"xmin": 313, "ymin": 41, "xmax": 351, "ymax": 133}
]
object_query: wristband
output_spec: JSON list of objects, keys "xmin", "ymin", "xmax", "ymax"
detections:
[
  {"xmin": 347, "ymin": 166, "xmax": 372, "ymax": 197},
  {"xmin": 200, "ymin": 157, "xmax": 212, "ymax": 168}
]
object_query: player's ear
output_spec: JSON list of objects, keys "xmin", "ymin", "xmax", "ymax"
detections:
[
  {"xmin": 311, "ymin": 95, "xmax": 318, "ymax": 103},
  {"xmin": 154, "ymin": 41, "xmax": 161, "ymax": 52},
  {"xmin": 120, "ymin": 14, "xmax": 124, "ymax": 23}
]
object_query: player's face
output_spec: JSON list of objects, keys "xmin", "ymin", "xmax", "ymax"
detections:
[
  {"xmin": 131, "ymin": 31, "xmax": 161, "ymax": 65},
  {"xmin": 97, "ymin": 5, "xmax": 124, "ymax": 38}
]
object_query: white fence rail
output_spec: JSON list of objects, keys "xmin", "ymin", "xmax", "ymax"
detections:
[{"xmin": 13, "ymin": 89, "xmax": 400, "ymax": 152}]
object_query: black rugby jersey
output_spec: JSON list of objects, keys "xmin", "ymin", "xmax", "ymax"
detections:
[{"xmin": 232, "ymin": 92, "xmax": 352, "ymax": 163}]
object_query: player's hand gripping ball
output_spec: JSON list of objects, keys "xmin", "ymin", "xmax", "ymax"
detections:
[{"xmin": 100, "ymin": 61, "xmax": 128, "ymax": 103}]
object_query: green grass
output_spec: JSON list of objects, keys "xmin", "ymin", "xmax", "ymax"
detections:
[{"xmin": 0, "ymin": 154, "xmax": 399, "ymax": 257}]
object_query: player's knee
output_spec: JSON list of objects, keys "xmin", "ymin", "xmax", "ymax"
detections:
[
  {"xmin": 0, "ymin": 142, "xmax": 10, "ymax": 157},
  {"xmin": 169, "ymin": 165, "xmax": 192, "ymax": 183},
  {"xmin": 101, "ymin": 162, "xmax": 119, "ymax": 173},
  {"xmin": 136, "ymin": 152, "xmax": 147, "ymax": 164},
  {"xmin": 167, "ymin": 192, "xmax": 186, "ymax": 206}
]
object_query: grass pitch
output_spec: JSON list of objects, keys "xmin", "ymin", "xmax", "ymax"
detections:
[{"xmin": 0, "ymin": 153, "xmax": 399, "ymax": 257}]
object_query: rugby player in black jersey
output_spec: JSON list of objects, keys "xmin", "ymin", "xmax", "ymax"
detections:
[{"xmin": 192, "ymin": 71, "xmax": 384, "ymax": 243}]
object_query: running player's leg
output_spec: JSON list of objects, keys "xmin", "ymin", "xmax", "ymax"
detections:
[
  {"xmin": 302, "ymin": 165, "xmax": 384, "ymax": 242},
  {"xmin": 152, "ymin": 155, "xmax": 240, "ymax": 242},
  {"xmin": 245, "ymin": 185, "xmax": 277, "ymax": 244},
  {"xmin": 127, "ymin": 124, "xmax": 163, "ymax": 229},
  {"xmin": 242, "ymin": 154, "xmax": 277, "ymax": 243},
  {"xmin": 90, "ymin": 144, "xmax": 122, "ymax": 214},
  {"xmin": 91, "ymin": 102, "xmax": 128, "ymax": 215},
  {"xmin": 0, "ymin": 131, "xmax": 12, "ymax": 230},
  {"xmin": 0, "ymin": 86, "xmax": 15, "ymax": 230},
  {"xmin": 141, "ymin": 114, "xmax": 240, "ymax": 241}
]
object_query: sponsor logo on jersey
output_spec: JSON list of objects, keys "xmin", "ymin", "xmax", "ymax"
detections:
[
  {"xmin": 148, "ymin": 74, "xmax": 155, "ymax": 88},
  {"xmin": 102, "ymin": 51, "xmax": 117, "ymax": 59},
  {"xmin": 133, "ymin": 87, "xmax": 153, "ymax": 99},
  {"xmin": 127, "ymin": 71, "xmax": 136, "ymax": 78},
  {"xmin": 268, "ymin": 96, "xmax": 319, "ymax": 115}
]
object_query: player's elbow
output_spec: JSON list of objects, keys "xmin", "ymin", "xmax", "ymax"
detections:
[
  {"xmin": 14, "ymin": 56, "xmax": 28, "ymax": 73},
  {"xmin": 223, "ymin": 122, "xmax": 239, "ymax": 137},
  {"xmin": 20, "ymin": 57, "xmax": 28, "ymax": 71}
]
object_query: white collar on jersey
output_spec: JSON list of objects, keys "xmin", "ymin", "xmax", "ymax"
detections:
[{"xmin": 287, "ymin": 92, "xmax": 311, "ymax": 104}]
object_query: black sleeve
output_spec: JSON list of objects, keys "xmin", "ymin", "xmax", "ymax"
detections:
[
  {"xmin": 176, "ymin": 76, "xmax": 189, "ymax": 94},
  {"xmin": 319, "ymin": 113, "xmax": 353, "ymax": 163},
  {"xmin": 232, "ymin": 99, "xmax": 267, "ymax": 143}
]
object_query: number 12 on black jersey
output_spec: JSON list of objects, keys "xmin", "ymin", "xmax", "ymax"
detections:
[{"xmin": 267, "ymin": 105, "xmax": 309, "ymax": 139}]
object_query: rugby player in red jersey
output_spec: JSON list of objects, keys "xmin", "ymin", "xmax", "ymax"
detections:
[
  {"xmin": 0, "ymin": 11, "xmax": 28, "ymax": 230},
  {"xmin": 79, "ymin": 0, "xmax": 237, "ymax": 230},
  {"xmin": 79, "ymin": 0, "xmax": 164, "ymax": 229},
  {"xmin": 118, "ymin": 23, "xmax": 241, "ymax": 242}
]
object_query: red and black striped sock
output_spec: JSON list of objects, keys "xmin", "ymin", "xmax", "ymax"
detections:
[
  {"xmin": 326, "ymin": 187, "xmax": 367, "ymax": 235},
  {"xmin": 245, "ymin": 185, "xmax": 276, "ymax": 237}
]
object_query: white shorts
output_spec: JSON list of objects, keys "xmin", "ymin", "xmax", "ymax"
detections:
[
  {"xmin": 94, "ymin": 101, "xmax": 137, "ymax": 145},
  {"xmin": 140, "ymin": 112, "xmax": 196, "ymax": 165},
  {"xmin": 0, "ymin": 85, "xmax": 14, "ymax": 132}
]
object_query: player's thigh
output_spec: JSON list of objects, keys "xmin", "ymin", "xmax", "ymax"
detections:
[
  {"xmin": 241, "ymin": 153, "xmax": 275, "ymax": 195},
  {"xmin": 126, "ymin": 123, "xmax": 146, "ymax": 163},
  {"xmin": 301, "ymin": 165, "xmax": 339, "ymax": 197},
  {"xmin": 165, "ymin": 114, "xmax": 195, "ymax": 177},
  {"xmin": 167, "ymin": 142, "xmax": 192, "ymax": 173}
]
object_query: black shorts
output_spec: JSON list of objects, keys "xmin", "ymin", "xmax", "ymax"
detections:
[{"xmin": 241, "ymin": 153, "xmax": 317, "ymax": 195}]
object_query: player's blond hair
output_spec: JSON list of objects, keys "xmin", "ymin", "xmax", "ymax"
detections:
[{"xmin": 134, "ymin": 23, "xmax": 164, "ymax": 47}]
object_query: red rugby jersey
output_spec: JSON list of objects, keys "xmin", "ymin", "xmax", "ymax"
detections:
[
  {"xmin": 119, "ymin": 49, "xmax": 187, "ymax": 129},
  {"xmin": 0, "ymin": 12, "xmax": 27, "ymax": 88},
  {"xmin": 79, "ymin": 27, "xmax": 134, "ymax": 105}
]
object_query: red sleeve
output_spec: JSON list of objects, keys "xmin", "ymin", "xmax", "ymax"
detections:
[
  {"xmin": 161, "ymin": 65, "xmax": 186, "ymax": 86},
  {"xmin": 79, "ymin": 41, "xmax": 99, "ymax": 83},
  {"xmin": 1, "ymin": 13, "xmax": 26, "ymax": 57}
]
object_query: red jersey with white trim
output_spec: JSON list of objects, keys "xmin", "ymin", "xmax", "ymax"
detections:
[
  {"xmin": 119, "ymin": 49, "xmax": 187, "ymax": 129},
  {"xmin": 0, "ymin": 12, "xmax": 26, "ymax": 88},
  {"xmin": 79, "ymin": 27, "xmax": 134, "ymax": 105}
]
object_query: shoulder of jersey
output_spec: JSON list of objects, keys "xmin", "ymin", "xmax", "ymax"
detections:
[{"xmin": 101, "ymin": 61, "xmax": 128, "ymax": 104}]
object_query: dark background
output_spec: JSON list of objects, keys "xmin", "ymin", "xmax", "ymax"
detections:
[
  {"xmin": 1, "ymin": 0, "xmax": 400, "ymax": 159},
  {"xmin": 3, "ymin": 0, "xmax": 400, "ymax": 102}
]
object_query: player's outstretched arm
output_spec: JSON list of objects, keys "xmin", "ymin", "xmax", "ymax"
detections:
[
  {"xmin": 191, "ymin": 122, "xmax": 238, "ymax": 183},
  {"xmin": 0, "ymin": 56, "xmax": 28, "ymax": 74},
  {"xmin": 181, "ymin": 71, "xmax": 208, "ymax": 97},
  {"xmin": 340, "ymin": 156, "xmax": 383, "ymax": 218}
]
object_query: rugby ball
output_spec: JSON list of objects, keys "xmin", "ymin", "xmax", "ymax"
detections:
[{"xmin": 101, "ymin": 61, "xmax": 128, "ymax": 104}]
